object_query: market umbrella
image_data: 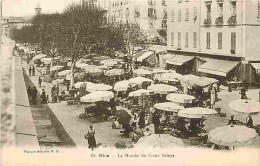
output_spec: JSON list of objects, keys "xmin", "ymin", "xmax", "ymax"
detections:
[
  {"xmin": 129, "ymin": 77, "xmax": 153, "ymax": 85},
  {"xmin": 152, "ymin": 68, "xmax": 171, "ymax": 74},
  {"xmin": 182, "ymin": 75, "xmax": 218, "ymax": 87},
  {"xmin": 86, "ymin": 83, "xmax": 112, "ymax": 92},
  {"xmin": 80, "ymin": 91, "xmax": 114, "ymax": 103},
  {"xmin": 128, "ymin": 89, "xmax": 153, "ymax": 97},
  {"xmin": 228, "ymin": 99, "xmax": 260, "ymax": 126},
  {"xmin": 33, "ymin": 54, "xmax": 47, "ymax": 60},
  {"xmin": 41, "ymin": 57, "xmax": 52, "ymax": 64},
  {"xmin": 84, "ymin": 66, "xmax": 102, "ymax": 74},
  {"xmin": 114, "ymin": 80, "xmax": 131, "ymax": 92},
  {"xmin": 116, "ymin": 109, "xmax": 132, "ymax": 124},
  {"xmin": 208, "ymin": 125, "xmax": 258, "ymax": 147},
  {"xmin": 178, "ymin": 107, "xmax": 217, "ymax": 119},
  {"xmin": 105, "ymin": 69, "xmax": 124, "ymax": 76},
  {"xmin": 58, "ymin": 70, "xmax": 71, "ymax": 76},
  {"xmin": 148, "ymin": 84, "xmax": 178, "ymax": 94},
  {"xmin": 154, "ymin": 102, "xmax": 184, "ymax": 112},
  {"xmin": 134, "ymin": 134, "xmax": 185, "ymax": 148},
  {"xmin": 229, "ymin": 99, "xmax": 260, "ymax": 114},
  {"xmin": 100, "ymin": 59, "xmax": 118, "ymax": 66},
  {"xmin": 74, "ymin": 81, "xmax": 95, "ymax": 89},
  {"xmin": 76, "ymin": 63, "xmax": 89, "ymax": 69},
  {"xmin": 52, "ymin": 79, "xmax": 63, "ymax": 85},
  {"xmin": 133, "ymin": 68, "xmax": 152, "ymax": 76},
  {"xmin": 50, "ymin": 65, "xmax": 63, "ymax": 71},
  {"xmin": 166, "ymin": 93, "xmax": 195, "ymax": 104},
  {"xmin": 66, "ymin": 72, "xmax": 85, "ymax": 80}
]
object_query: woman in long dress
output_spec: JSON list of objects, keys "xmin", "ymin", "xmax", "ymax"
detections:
[{"xmin": 87, "ymin": 125, "xmax": 96, "ymax": 150}]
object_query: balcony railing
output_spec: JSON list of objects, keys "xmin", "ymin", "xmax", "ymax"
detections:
[
  {"xmin": 204, "ymin": 19, "xmax": 212, "ymax": 27},
  {"xmin": 215, "ymin": 16, "xmax": 223, "ymax": 26},
  {"xmin": 227, "ymin": 15, "xmax": 237, "ymax": 26}
]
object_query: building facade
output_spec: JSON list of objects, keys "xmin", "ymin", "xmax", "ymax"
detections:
[
  {"xmin": 109, "ymin": 0, "xmax": 168, "ymax": 40},
  {"xmin": 167, "ymin": 0, "xmax": 260, "ymax": 85}
]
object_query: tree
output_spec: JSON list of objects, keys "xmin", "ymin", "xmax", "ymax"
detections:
[
  {"xmin": 9, "ymin": 26, "xmax": 38, "ymax": 45},
  {"xmin": 116, "ymin": 21, "xmax": 147, "ymax": 69},
  {"xmin": 31, "ymin": 13, "xmax": 64, "ymax": 66},
  {"xmin": 59, "ymin": 1, "xmax": 106, "ymax": 86}
]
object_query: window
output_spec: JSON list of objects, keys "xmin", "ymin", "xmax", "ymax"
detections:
[
  {"xmin": 193, "ymin": 32, "xmax": 197, "ymax": 48},
  {"xmin": 194, "ymin": 7, "xmax": 197, "ymax": 20},
  {"xmin": 217, "ymin": 2, "xmax": 223, "ymax": 17},
  {"xmin": 258, "ymin": 1, "xmax": 260, "ymax": 17},
  {"xmin": 206, "ymin": 32, "xmax": 210, "ymax": 49},
  {"xmin": 178, "ymin": 0, "xmax": 182, "ymax": 3},
  {"xmin": 218, "ymin": 32, "xmax": 222, "ymax": 49},
  {"xmin": 163, "ymin": 8, "xmax": 167, "ymax": 19},
  {"xmin": 178, "ymin": 9, "xmax": 181, "ymax": 22},
  {"xmin": 178, "ymin": 32, "xmax": 181, "ymax": 48},
  {"xmin": 171, "ymin": 10, "xmax": 174, "ymax": 22},
  {"xmin": 134, "ymin": 6, "xmax": 140, "ymax": 17},
  {"xmin": 148, "ymin": 8, "xmax": 156, "ymax": 19},
  {"xmin": 231, "ymin": 1, "xmax": 236, "ymax": 16},
  {"xmin": 171, "ymin": 32, "xmax": 174, "ymax": 46},
  {"xmin": 162, "ymin": 0, "xmax": 166, "ymax": 5},
  {"xmin": 231, "ymin": 32, "xmax": 236, "ymax": 51},
  {"xmin": 206, "ymin": 3, "xmax": 211, "ymax": 21},
  {"xmin": 185, "ymin": 33, "xmax": 188, "ymax": 47},
  {"xmin": 185, "ymin": 8, "xmax": 189, "ymax": 21}
]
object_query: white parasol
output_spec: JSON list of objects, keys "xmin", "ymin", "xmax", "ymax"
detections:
[
  {"xmin": 148, "ymin": 84, "xmax": 178, "ymax": 94},
  {"xmin": 128, "ymin": 89, "xmax": 153, "ymax": 97},
  {"xmin": 80, "ymin": 91, "xmax": 114, "ymax": 103},
  {"xmin": 178, "ymin": 107, "xmax": 217, "ymax": 118},
  {"xmin": 154, "ymin": 102, "xmax": 184, "ymax": 112},
  {"xmin": 208, "ymin": 125, "xmax": 258, "ymax": 147},
  {"xmin": 166, "ymin": 93, "xmax": 195, "ymax": 104}
]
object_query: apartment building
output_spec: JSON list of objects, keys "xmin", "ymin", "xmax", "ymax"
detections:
[
  {"xmin": 167, "ymin": 0, "xmax": 260, "ymax": 85},
  {"xmin": 109, "ymin": 0, "xmax": 168, "ymax": 39}
]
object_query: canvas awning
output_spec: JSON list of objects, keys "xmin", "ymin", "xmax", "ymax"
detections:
[
  {"xmin": 198, "ymin": 59, "xmax": 239, "ymax": 77},
  {"xmin": 163, "ymin": 54, "xmax": 175, "ymax": 60},
  {"xmin": 166, "ymin": 55, "xmax": 195, "ymax": 66},
  {"xmin": 137, "ymin": 51, "xmax": 154, "ymax": 62},
  {"xmin": 251, "ymin": 63, "xmax": 260, "ymax": 70}
]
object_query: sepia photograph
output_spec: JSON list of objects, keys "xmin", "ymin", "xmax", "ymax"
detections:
[{"xmin": 1, "ymin": 0, "xmax": 260, "ymax": 165}]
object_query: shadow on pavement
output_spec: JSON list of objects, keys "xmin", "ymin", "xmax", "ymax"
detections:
[{"xmin": 23, "ymin": 69, "xmax": 76, "ymax": 148}]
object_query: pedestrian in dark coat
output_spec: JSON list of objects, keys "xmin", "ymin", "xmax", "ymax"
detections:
[
  {"xmin": 29, "ymin": 66, "xmax": 32, "ymax": 76},
  {"xmin": 138, "ymin": 110, "xmax": 146, "ymax": 129},
  {"xmin": 32, "ymin": 66, "xmax": 35, "ymax": 76},
  {"xmin": 41, "ymin": 89, "xmax": 47, "ymax": 104},
  {"xmin": 152, "ymin": 109, "xmax": 161, "ymax": 134},
  {"xmin": 246, "ymin": 115, "xmax": 254, "ymax": 128},
  {"xmin": 38, "ymin": 77, "xmax": 42, "ymax": 88},
  {"xmin": 51, "ymin": 85, "xmax": 56, "ymax": 103}
]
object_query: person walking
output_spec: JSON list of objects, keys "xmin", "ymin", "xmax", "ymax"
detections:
[
  {"xmin": 32, "ymin": 66, "xmax": 35, "ymax": 76},
  {"xmin": 246, "ymin": 115, "xmax": 254, "ymax": 128},
  {"xmin": 41, "ymin": 89, "xmax": 47, "ymax": 104},
  {"xmin": 56, "ymin": 85, "xmax": 60, "ymax": 102},
  {"xmin": 85, "ymin": 125, "xmax": 96, "ymax": 150},
  {"xmin": 51, "ymin": 85, "xmax": 56, "ymax": 103},
  {"xmin": 138, "ymin": 110, "xmax": 146, "ymax": 131},
  {"xmin": 31, "ymin": 86, "xmax": 37, "ymax": 105},
  {"xmin": 152, "ymin": 109, "xmax": 161, "ymax": 134},
  {"xmin": 228, "ymin": 115, "xmax": 236, "ymax": 126},
  {"xmin": 29, "ymin": 66, "xmax": 32, "ymax": 76},
  {"xmin": 38, "ymin": 77, "xmax": 42, "ymax": 88}
]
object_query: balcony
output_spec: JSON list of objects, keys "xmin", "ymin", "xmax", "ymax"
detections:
[
  {"xmin": 227, "ymin": 15, "xmax": 237, "ymax": 26},
  {"xmin": 215, "ymin": 16, "xmax": 223, "ymax": 26},
  {"xmin": 204, "ymin": 19, "xmax": 211, "ymax": 27},
  {"xmin": 148, "ymin": 0, "xmax": 156, "ymax": 5}
]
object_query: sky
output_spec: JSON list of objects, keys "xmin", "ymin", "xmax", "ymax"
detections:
[{"xmin": 2, "ymin": 0, "xmax": 81, "ymax": 17}]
